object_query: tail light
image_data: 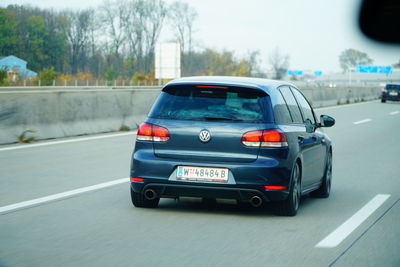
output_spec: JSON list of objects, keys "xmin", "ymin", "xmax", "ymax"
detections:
[
  {"xmin": 264, "ymin": 185, "xmax": 287, "ymax": 190},
  {"xmin": 381, "ymin": 88, "xmax": 388, "ymax": 93},
  {"xmin": 242, "ymin": 129, "xmax": 288, "ymax": 147},
  {"xmin": 137, "ymin": 123, "xmax": 170, "ymax": 142},
  {"xmin": 130, "ymin": 177, "xmax": 145, "ymax": 182}
]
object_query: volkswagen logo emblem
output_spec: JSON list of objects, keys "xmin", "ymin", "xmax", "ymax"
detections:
[{"xmin": 199, "ymin": 129, "xmax": 211, "ymax": 143}]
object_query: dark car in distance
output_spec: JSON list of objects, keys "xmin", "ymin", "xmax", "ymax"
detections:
[
  {"xmin": 130, "ymin": 76, "xmax": 335, "ymax": 216},
  {"xmin": 381, "ymin": 83, "xmax": 400, "ymax": 103}
]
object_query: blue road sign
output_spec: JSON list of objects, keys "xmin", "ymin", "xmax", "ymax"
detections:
[
  {"xmin": 287, "ymin": 70, "xmax": 303, "ymax": 76},
  {"xmin": 314, "ymin": 71, "xmax": 323, "ymax": 76},
  {"xmin": 357, "ymin": 65, "xmax": 393, "ymax": 74}
]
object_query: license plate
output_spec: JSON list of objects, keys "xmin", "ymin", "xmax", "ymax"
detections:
[
  {"xmin": 177, "ymin": 166, "xmax": 228, "ymax": 182},
  {"xmin": 389, "ymin": 91, "xmax": 398, "ymax": 96}
]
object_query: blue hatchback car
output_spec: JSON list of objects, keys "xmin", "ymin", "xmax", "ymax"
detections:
[{"xmin": 130, "ymin": 76, "xmax": 335, "ymax": 216}]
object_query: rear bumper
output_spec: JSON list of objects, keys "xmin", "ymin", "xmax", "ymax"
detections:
[
  {"xmin": 381, "ymin": 93, "xmax": 400, "ymax": 101},
  {"xmin": 130, "ymin": 144, "xmax": 293, "ymax": 202},
  {"xmin": 131, "ymin": 180, "xmax": 289, "ymax": 202}
]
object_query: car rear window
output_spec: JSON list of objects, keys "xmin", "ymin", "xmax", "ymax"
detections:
[
  {"xmin": 385, "ymin": 84, "xmax": 400, "ymax": 90},
  {"xmin": 149, "ymin": 85, "xmax": 270, "ymax": 122}
]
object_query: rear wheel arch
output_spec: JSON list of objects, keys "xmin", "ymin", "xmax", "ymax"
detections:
[
  {"xmin": 276, "ymin": 160, "xmax": 301, "ymax": 216},
  {"xmin": 295, "ymin": 157, "xmax": 303, "ymax": 187},
  {"xmin": 326, "ymin": 146, "xmax": 333, "ymax": 167}
]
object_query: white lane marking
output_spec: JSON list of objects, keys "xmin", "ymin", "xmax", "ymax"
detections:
[
  {"xmin": 353, "ymin": 118, "xmax": 372, "ymax": 125},
  {"xmin": 0, "ymin": 132, "xmax": 136, "ymax": 152},
  {"xmin": 316, "ymin": 194, "xmax": 391, "ymax": 248},
  {"xmin": 0, "ymin": 178, "xmax": 129, "ymax": 214},
  {"xmin": 389, "ymin": 111, "xmax": 399, "ymax": 115}
]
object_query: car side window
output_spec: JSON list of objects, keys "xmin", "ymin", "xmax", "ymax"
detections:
[
  {"xmin": 274, "ymin": 91, "xmax": 293, "ymax": 124},
  {"xmin": 291, "ymin": 87, "xmax": 316, "ymax": 124},
  {"xmin": 279, "ymin": 86, "xmax": 303, "ymax": 123}
]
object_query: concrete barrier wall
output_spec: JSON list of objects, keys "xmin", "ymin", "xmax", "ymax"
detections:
[
  {"xmin": 0, "ymin": 88, "xmax": 161, "ymax": 144},
  {"xmin": 0, "ymin": 86, "xmax": 380, "ymax": 145},
  {"xmin": 300, "ymin": 86, "xmax": 380, "ymax": 107}
]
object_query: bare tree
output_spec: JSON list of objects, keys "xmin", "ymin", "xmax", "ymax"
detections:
[
  {"xmin": 269, "ymin": 47, "xmax": 289, "ymax": 80},
  {"xmin": 62, "ymin": 9, "xmax": 95, "ymax": 74},
  {"xmin": 246, "ymin": 50, "xmax": 264, "ymax": 77},
  {"xmin": 168, "ymin": 1, "xmax": 197, "ymax": 75},
  {"xmin": 168, "ymin": 1, "xmax": 197, "ymax": 54},
  {"xmin": 143, "ymin": 0, "xmax": 167, "ymax": 73},
  {"xmin": 98, "ymin": 0, "xmax": 127, "ymax": 57},
  {"xmin": 124, "ymin": 0, "xmax": 167, "ymax": 74},
  {"xmin": 98, "ymin": 0, "xmax": 129, "ymax": 76}
]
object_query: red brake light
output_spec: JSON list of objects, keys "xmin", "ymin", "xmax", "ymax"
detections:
[
  {"xmin": 130, "ymin": 177, "xmax": 145, "ymax": 182},
  {"xmin": 242, "ymin": 129, "xmax": 288, "ymax": 147},
  {"xmin": 137, "ymin": 123, "xmax": 170, "ymax": 142},
  {"xmin": 137, "ymin": 123, "xmax": 153, "ymax": 141},
  {"xmin": 264, "ymin": 185, "xmax": 287, "ymax": 190}
]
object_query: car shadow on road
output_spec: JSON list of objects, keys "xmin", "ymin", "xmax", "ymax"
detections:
[
  {"xmin": 147, "ymin": 197, "xmax": 279, "ymax": 217},
  {"xmin": 133, "ymin": 194, "xmax": 321, "ymax": 218}
]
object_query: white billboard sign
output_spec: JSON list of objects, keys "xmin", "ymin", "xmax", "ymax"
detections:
[{"xmin": 155, "ymin": 42, "xmax": 181, "ymax": 79}]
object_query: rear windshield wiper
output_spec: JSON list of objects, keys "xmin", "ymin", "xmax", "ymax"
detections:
[{"xmin": 203, "ymin": 116, "xmax": 242, "ymax": 121}]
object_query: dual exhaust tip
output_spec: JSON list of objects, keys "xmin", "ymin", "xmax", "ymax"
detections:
[{"xmin": 144, "ymin": 189, "xmax": 263, "ymax": 207}]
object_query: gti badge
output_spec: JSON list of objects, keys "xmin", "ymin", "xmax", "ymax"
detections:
[{"xmin": 199, "ymin": 129, "xmax": 211, "ymax": 143}]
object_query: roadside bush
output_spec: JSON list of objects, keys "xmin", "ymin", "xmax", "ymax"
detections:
[
  {"xmin": 0, "ymin": 69, "xmax": 9, "ymax": 86},
  {"xmin": 37, "ymin": 67, "xmax": 58, "ymax": 86}
]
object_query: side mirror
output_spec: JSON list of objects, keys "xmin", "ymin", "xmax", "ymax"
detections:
[{"xmin": 320, "ymin": 115, "xmax": 335, "ymax": 127}]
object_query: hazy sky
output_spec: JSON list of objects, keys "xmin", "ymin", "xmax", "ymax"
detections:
[{"xmin": 2, "ymin": 0, "xmax": 399, "ymax": 73}]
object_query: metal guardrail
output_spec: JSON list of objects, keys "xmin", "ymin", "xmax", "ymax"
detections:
[
  {"xmin": 0, "ymin": 79, "xmax": 167, "ymax": 88},
  {"xmin": 0, "ymin": 86, "xmax": 163, "ymax": 91}
]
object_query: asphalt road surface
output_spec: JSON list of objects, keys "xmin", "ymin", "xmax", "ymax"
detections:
[{"xmin": 0, "ymin": 100, "xmax": 399, "ymax": 267}]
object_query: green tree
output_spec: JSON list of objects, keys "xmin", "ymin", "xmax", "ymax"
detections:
[
  {"xmin": 0, "ymin": 8, "xmax": 19, "ymax": 56},
  {"xmin": 0, "ymin": 68, "xmax": 9, "ymax": 86},
  {"xmin": 105, "ymin": 67, "xmax": 115, "ymax": 81},
  {"xmin": 339, "ymin": 48, "xmax": 373, "ymax": 73},
  {"xmin": 42, "ymin": 11, "xmax": 69, "ymax": 72},
  {"xmin": 182, "ymin": 48, "xmax": 255, "ymax": 77},
  {"xmin": 26, "ymin": 16, "xmax": 48, "ymax": 71}
]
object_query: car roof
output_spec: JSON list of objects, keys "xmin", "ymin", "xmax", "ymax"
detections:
[{"xmin": 165, "ymin": 76, "xmax": 295, "ymax": 95}]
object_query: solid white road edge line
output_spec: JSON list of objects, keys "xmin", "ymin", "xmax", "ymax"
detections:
[
  {"xmin": 0, "ymin": 178, "xmax": 130, "ymax": 214},
  {"xmin": 315, "ymin": 194, "xmax": 391, "ymax": 248},
  {"xmin": 0, "ymin": 132, "xmax": 136, "ymax": 152},
  {"xmin": 353, "ymin": 118, "xmax": 372, "ymax": 125},
  {"xmin": 389, "ymin": 111, "xmax": 399, "ymax": 115}
]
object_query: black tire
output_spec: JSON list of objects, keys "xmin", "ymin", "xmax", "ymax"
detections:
[
  {"xmin": 130, "ymin": 187, "xmax": 160, "ymax": 208},
  {"xmin": 311, "ymin": 151, "xmax": 332, "ymax": 198},
  {"xmin": 381, "ymin": 98, "xmax": 386, "ymax": 103},
  {"xmin": 276, "ymin": 163, "xmax": 301, "ymax": 216}
]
